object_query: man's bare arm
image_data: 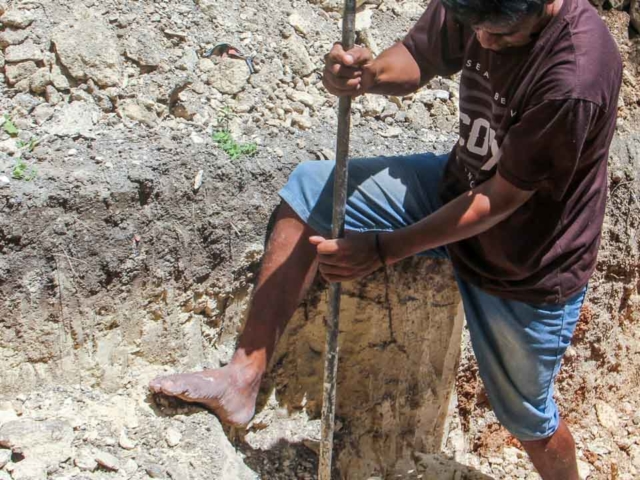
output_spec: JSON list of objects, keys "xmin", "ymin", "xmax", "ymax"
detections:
[{"xmin": 379, "ymin": 172, "xmax": 535, "ymax": 264}]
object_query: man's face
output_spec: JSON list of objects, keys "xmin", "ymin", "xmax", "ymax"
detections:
[{"xmin": 472, "ymin": 7, "xmax": 549, "ymax": 51}]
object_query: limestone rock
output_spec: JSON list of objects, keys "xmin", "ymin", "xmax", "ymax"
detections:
[
  {"xmin": 0, "ymin": 10, "xmax": 34, "ymax": 29},
  {"xmin": 4, "ymin": 61, "xmax": 38, "ymax": 86},
  {"xmin": 51, "ymin": 73, "xmax": 70, "ymax": 91},
  {"xmin": 74, "ymin": 449, "xmax": 98, "ymax": 471},
  {"xmin": 595, "ymin": 401, "xmax": 620, "ymax": 433},
  {"xmin": 4, "ymin": 42, "xmax": 43, "ymax": 63},
  {"xmin": 9, "ymin": 459, "xmax": 47, "ymax": 480},
  {"xmin": 45, "ymin": 86, "xmax": 62, "ymax": 105},
  {"xmin": 356, "ymin": 8, "xmax": 374, "ymax": 31},
  {"xmin": 282, "ymin": 35, "xmax": 315, "ymax": 77},
  {"xmin": 29, "ymin": 68, "xmax": 51, "ymax": 94},
  {"xmin": 631, "ymin": 0, "xmax": 640, "ymax": 33},
  {"xmin": 288, "ymin": 91, "xmax": 317, "ymax": 108},
  {"xmin": 207, "ymin": 57, "xmax": 249, "ymax": 95},
  {"xmin": 0, "ymin": 404, "xmax": 17, "ymax": 426},
  {"xmin": 360, "ymin": 95, "xmax": 386, "ymax": 117},
  {"xmin": 125, "ymin": 28, "xmax": 167, "ymax": 67},
  {"xmin": 288, "ymin": 12, "xmax": 311, "ymax": 36},
  {"xmin": 52, "ymin": 8, "xmax": 121, "ymax": 87},
  {"xmin": 406, "ymin": 102, "xmax": 431, "ymax": 129},
  {"xmin": 0, "ymin": 29, "xmax": 29, "ymax": 49},
  {"xmin": 32, "ymin": 104, "xmax": 54, "ymax": 125},
  {"xmin": 0, "ymin": 139, "xmax": 18, "ymax": 156},
  {"xmin": 0, "ymin": 1, "xmax": 6, "ymax": 15},
  {"xmin": 165, "ymin": 427, "xmax": 182, "ymax": 447},
  {"xmin": 94, "ymin": 450, "xmax": 120, "ymax": 471},
  {"xmin": 118, "ymin": 431, "xmax": 136, "ymax": 450},
  {"xmin": 291, "ymin": 113, "xmax": 313, "ymax": 130},
  {"xmin": 0, "ymin": 448, "xmax": 11, "ymax": 468},
  {"xmin": 120, "ymin": 99, "xmax": 159, "ymax": 127},
  {"xmin": 46, "ymin": 101, "xmax": 101, "ymax": 137},
  {"xmin": 0, "ymin": 419, "xmax": 74, "ymax": 469}
]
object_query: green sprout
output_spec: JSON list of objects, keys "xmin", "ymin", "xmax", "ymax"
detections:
[
  {"xmin": 11, "ymin": 158, "xmax": 37, "ymax": 181},
  {"xmin": 213, "ymin": 130, "xmax": 257, "ymax": 160}
]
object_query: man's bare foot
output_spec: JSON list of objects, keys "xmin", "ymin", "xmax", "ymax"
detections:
[{"xmin": 149, "ymin": 364, "xmax": 262, "ymax": 426}]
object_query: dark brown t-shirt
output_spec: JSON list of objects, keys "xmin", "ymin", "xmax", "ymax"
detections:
[{"xmin": 403, "ymin": 0, "xmax": 622, "ymax": 304}]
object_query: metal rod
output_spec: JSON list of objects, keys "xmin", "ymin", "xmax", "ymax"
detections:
[{"xmin": 318, "ymin": 1, "xmax": 357, "ymax": 478}]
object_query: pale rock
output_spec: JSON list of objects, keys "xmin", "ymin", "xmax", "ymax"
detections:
[
  {"xmin": 74, "ymin": 450, "xmax": 98, "ymax": 471},
  {"xmin": 177, "ymin": 49, "xmax": 198, "ymax": 72},
  {"xmin": 71, "ymin": 89, "xmax": 93, "ymax": 103},
  {"xmin": 288, "ymin": 12, "xmax": 310, "ymax": 36},
  {"xmin": 0, "ymin": 471, "xmax": 10, "ymax": 480},
  {"xmin": 380, "ymin": 126, "xmax": 403, "ymax": 138},
  {"xmin": 32, "ymin": 104, "xmax": 54, "ymax": 125},
  {"xmin": 190, "ymin": 132, "xmax": 205, "ymax": 144},
  {"xmin": 125, "ymin": 28, "xmax": 167, "ymax": 67},
  {"xmin": 0, "ymin": 404, "xmax": 17, "ymax": 426},
  {"xmin": 118, "ymin": 431, "xmax": 136, "ymax": 450},
  {"xmin": 29, "ymin": 68, "xmax": 51, "ymax": 94},
  {"xmin": 198, "ymin": 58, "xmax": 215, "ymax": 73},
  {"xmin": 0, "ymin": 52, "xmax": 3, "ymax": 69},
  {"xmin": 0, "ymin": 10, "xmax": 34, "ymax": 29},
  {"xmin": 120, "ymin": 99, "xmax": 159, "ymax": 127},
  {"xmin": 0, "ymin": 448, "xmax": 11, "ymax": 468},
  {"xmin": 577, "ymin": 459, "xmax": 591, "ymax": 479},
  {"xmin": 51, "ymin": 73, "xmax": 70, "ymax": 91},
  {"xmin": 14, "ymin": 78, "xmax": 31, "ymax": 92},
  {"xmin": 0, "ymin": 1, "xmax": 6, "ymax": 15},
  {"xmin": 0, "ymin": 139, "xmax": 18, "ymax": 156},
  {"xmin": 360, "ymin": 95, "xmax": 386, "ymax": 117},
  {"xmin": 4, "ymin": 41, "xmax": 43, "ymax": 63},
  {"xmin": 123, "ymin": 458, "xmax": 138, "ymax": 475},
  {"xmin": 406, "ymin": 102, "xmax": 431, "ymax": 129},
  {"xmin": 596, "ymin": 401, "xmax": 620, "ymax": 433},
  {"xmin": 165, "ymin": 427, "xmax": 182, "ymax": 447},
  {"xmin": 291, "ymin": 113, "xmax": 313, "ymax": 130},
  {"xmin": 146, "ymin": 463, "xmax": 165, "ymax": 477},
  {"xmin": 629, "ymin": 445, "xmax": 640, "ymax": 469},
  {"xmin": 631, "ymin": 0, "xmax": 640, "ymax": 33},
  {"xmin": 0, "ymin": 419, "xmax": 74, "ymax": 470},
  {"xmin": 94, "ymin": 450, "xmax": 120, "ymax": 471},
  {"xmin": 0, "ymin": 29, "xmax": 29, "ymax": 49},
  {"xmin": 207, "ymin": 57, "xmax": 249, "ymax": 95},
  {"xmin": 46, "ymin": 101, "xmax": 101, "ymax": 137},
  {"xmin": 9, "ymin": 459, "xmax": 47, "ymax": 480},
  {"xmin": 356, "ymin": 8, "xmax": 374, "ymax": 31},
  {"xmin": 0, "ymin": 176, "xmax": 9, "ymax": 188},
  {"xmin": 5, "ymin": 61, "xmax": 38, "ymax": 86},
  {"xmin": 52, "ymin": 8, "xmax": 121, "ymax": 87},
  {"xmin": 288, "ymin": 91, "xmax": 316, "ymax": 108},
  {"xmin": 282, "ymin": 35, "xmax": 315, "ymax": 77},
  {"xmin": 45, "ymin": 86, "xmax": 62, "ymax": 105},
  {"xmin": 93, "ymin": 92, "xmax": 114, "ymax": 112}
]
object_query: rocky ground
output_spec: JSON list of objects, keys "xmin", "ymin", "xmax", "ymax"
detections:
[{"xmin": 0, "ymin": 0, "xmax": 638, "ymax": 479}]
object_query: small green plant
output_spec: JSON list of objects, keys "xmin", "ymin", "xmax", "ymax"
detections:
[
  {"xmin": 11, "ymin": 158, "xmax": 37, "ymax": 181},
  {"xmin": 2, "ymin": 115, "xmax": 18, "ymax": 137},
  {"xmin": 213, "ymin": 130, "xmax": 257, "ymax": 160},
  {"xmin": 16, "ymin": 138, "xmax": 40, "ymax": 152}
]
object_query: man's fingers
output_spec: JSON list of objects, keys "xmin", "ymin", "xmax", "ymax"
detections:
[
  {"xmin": 330, "ymin": 62, "xmax": 362, "ymax": 78},
  {"xmin": 323, "ymin": 74, "xmax": 362, "ymax": 92}
]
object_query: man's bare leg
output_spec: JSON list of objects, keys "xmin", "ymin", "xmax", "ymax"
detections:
[
  {"xmin": 149, "ymin": 203, "xmax": 319, "ymax": 425},
  {"xmin": 520, "ymin": 419, "xmax": 579, "ymax": 480}
]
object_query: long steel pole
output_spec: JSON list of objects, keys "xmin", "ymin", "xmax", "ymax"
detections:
[{"xmin": 318, "ymin": 0, "xmax": 357, "ymax": 479}]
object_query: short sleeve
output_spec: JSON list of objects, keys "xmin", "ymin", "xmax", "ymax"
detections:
[
  {"xmin": 497, "ymin": 99, "xmax": 600, "ymax": 199},
  {"xmin": 402, "ymin": 0, "xmax": 468, "ymax": 82}
]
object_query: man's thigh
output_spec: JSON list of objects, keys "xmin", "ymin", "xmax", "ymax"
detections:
[
  {"xmin": 279, "ymin": 152, "xmax": 449, "ymax": 258},
  {"xmin": 458, "ymin": 279, "xmax": 587, "ymax": 441}
]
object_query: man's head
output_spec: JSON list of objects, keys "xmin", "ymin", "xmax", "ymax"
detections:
[{"xmin": 442, "ymin": 0, "xmax": 559, "ymax": 51}]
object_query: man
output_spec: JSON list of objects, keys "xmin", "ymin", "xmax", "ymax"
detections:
[{"xmin": 150, "ymin": 0, "xmax": 622, "ymax": 477}]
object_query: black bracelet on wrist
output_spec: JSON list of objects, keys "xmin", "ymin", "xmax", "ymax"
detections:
[{"xmin": 374, "ymin": 233, "xmax": 386, "ymax": 266}]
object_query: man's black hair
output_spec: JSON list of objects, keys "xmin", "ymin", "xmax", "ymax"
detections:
[{"xmin": 441, "ymin": 0, "xmax": 547, "ymax": 26}]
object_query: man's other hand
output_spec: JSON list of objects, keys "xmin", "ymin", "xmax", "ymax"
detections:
[
  {"xmin": 322, "ymin": 43, "xmax": 375, "ymax": 97},
  {"xmin": 309, "ymin": 233, "xmax": 383, "ymax": 283}
]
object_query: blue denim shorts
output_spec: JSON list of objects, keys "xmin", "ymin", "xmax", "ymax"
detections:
[{"xmin": 279, "ymin": 153, "xmax": 586, "ymax": 441}]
